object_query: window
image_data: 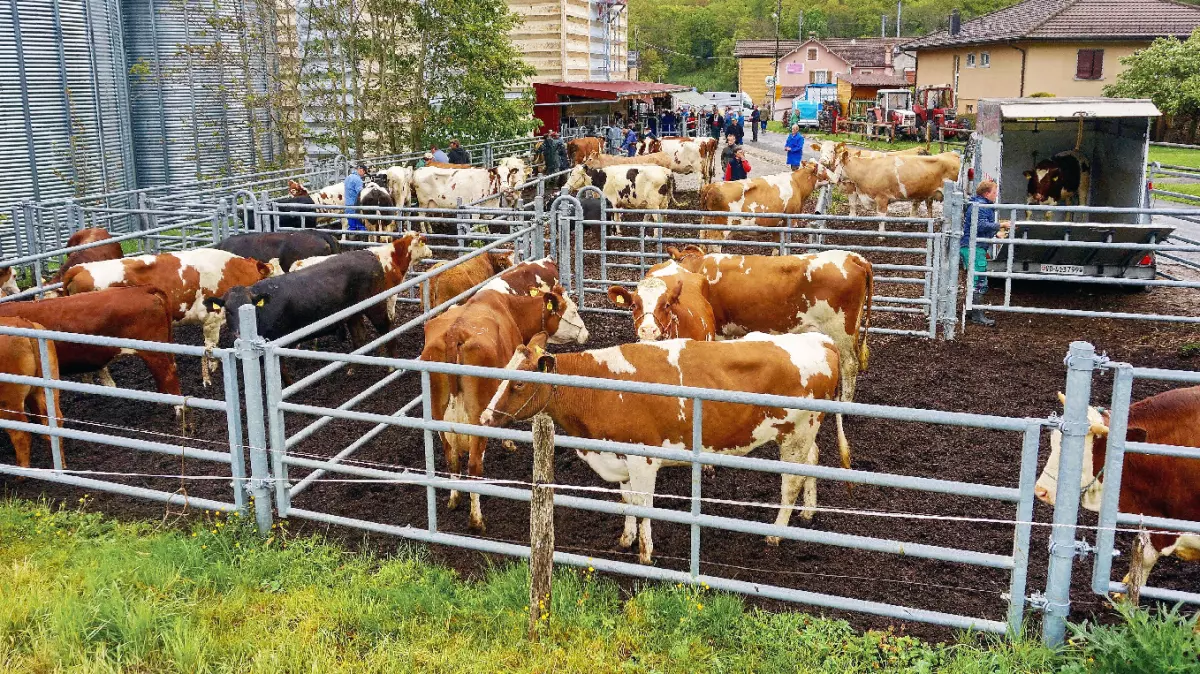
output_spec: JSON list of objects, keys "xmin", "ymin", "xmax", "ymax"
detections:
[
  {"xmin": 980, "ymin": 52, "xmax": 990, "ymax": 68},
  {"xmin": 861, "ymin": 69, "xmax": 873, "ymax": 75},
  {"xmin": 966, "ymin": 104, "xmax": 974, "ymax": 113},
  {"xmin": 811, "ymin": 70, "xmax": 829, "ymax": 84},
  {"xmin": 966, "ymin": 53, "xmax": 976, "ymax": 68},
  {"xmin": 1077, "ymin": 49, "xmax": 1104, "ymax": 80},
  {"xmin": 807, "ymin": 48, "xmax": 818, "ymax": 61}
]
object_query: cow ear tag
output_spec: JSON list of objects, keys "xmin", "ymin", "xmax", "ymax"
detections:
[
  {"xmin": 255, "ymin": 298, "xmax": 266, "ymax": 307},
  {"xmin": 529, "ymin": 288, "xmax": 540, "ymax": 297},
  {"xmin": 532, "ymin": 345, "xmax": 544, "ymax": 356},
  {"xmin": 614, "ymin": 296, "xmax": 624, "ymax": 304},
  {"xmin": 546, "ymin": 300, "xmax": 554, "ymax": 312}
]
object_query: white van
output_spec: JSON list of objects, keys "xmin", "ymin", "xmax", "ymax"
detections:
[{"xmin": 700, "ymin": 91, "xmax": 753, "ymax": 111}]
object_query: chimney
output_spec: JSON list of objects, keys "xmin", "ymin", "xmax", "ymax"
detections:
[{"xmin": 950, "ymin": 9, "xmax": 962, "ymax": 36}]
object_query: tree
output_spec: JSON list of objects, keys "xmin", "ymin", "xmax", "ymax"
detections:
[
  {"xmin": 1105, "ymin": 29, "xmax": 1200, "ymax": 119},
  {"xmin": 414, "ymin": 0, "xmax": 538, "ymax": 145}
]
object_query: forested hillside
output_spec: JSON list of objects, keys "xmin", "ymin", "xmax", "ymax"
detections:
[{"xmin": 628, "ymin": 0, "xmax": 1193, "ymax": 91}]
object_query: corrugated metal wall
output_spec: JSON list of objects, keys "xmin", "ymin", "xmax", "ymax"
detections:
[
  {"xmin": 0, "ymin": 0, "xmax": 136, "ymax": 207},
  {"xmin": 123, "ymin": 0, "xmax": 276, "ymax": 187}
]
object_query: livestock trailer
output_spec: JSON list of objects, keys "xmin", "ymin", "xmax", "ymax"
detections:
[
  {"xmin": 965, "ymin": 97, "xmax": 1167, "ymax": 281},
  {"xmin": 791, "ymin": 84, "xmax": 838, "ymax": 127}
]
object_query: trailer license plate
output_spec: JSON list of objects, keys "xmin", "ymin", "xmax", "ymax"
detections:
[{"xmin": 1040, "ymin": 264, "xmax": 1087, "ymax": 276}]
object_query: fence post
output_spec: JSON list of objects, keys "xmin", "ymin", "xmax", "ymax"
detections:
[
  {"xmin": 533, "ymin": 187, "xmax": 545, "ymax": 259},
  {"xmin": 36, "ymin": 337, "xmax": 63, "ymax": 471},
  {"xmin": 528, "ymin": 412, "xmax": 555, "ymax": 642},
  {"xmin": 483, "ymin": 143, "xmax": 494, "ymax": 169},
  {"xmin": 939, "ymin": 181, "xmax": 963, "ymax": 340},
  {"xmin": 1091, "ymin": 363, "xmax": 1133, "ymax": 595},
  {"xmin": 235, "ymin": 305, "xmax": 274, "ymax": 535},
  {"xmin": 1042, "ymin": 341, "xmax": 1098, "ymax": 647}
]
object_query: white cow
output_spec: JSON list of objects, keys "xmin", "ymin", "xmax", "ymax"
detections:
[
  {"xmin": 381, "ymin": 165, "xmax": 415, "ymax": 208},
  {"xmin": 639, "ymin": 137, "xmax": 717, "ymax": 184},
  {"xmin": 412, "ymin": 157, "xmax": 531, "ymax": 233},
  {"xmin": 564, "ymin": 164, "xmax": 674, "ymax": 235}
]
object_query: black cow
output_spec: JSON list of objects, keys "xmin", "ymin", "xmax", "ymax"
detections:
[
  {"xmin": 215, "ymin": 231, "xmax": 341, "ymax": 274},
  {"xmin": 358, "ymin": 179, "xmax": 397, "ymax": 242},
  {"xmin": 239, "ymin": 196, "xmax": 322, "ymax": 232},
  {"xmin": 580, "ymin": 195, "xmax": 613, "ymax": 225}
]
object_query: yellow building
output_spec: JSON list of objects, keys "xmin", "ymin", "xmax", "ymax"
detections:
[
  {"xmin": 507, "ymin": 0, "xmax": 629, "ymax": 84},
  {"xmin": 903, "ymin": 0, "xmax": 1200, "ymax": 115}
]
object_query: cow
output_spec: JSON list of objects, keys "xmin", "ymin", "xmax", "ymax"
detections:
[
  {"xmin": 697, "ymin": 163, "xmax": 830, "ymax": 251},
  {"xmin": 422, "ymin": 258, "xmax": 589, "ymax": 532},
  {"xmin": 481, "ymin": 331, "xmax": 843, "ymax": 564},
  {"xmin": 1036, "ymin": 389, "xmax": 1200, "ymax": 592},
  {"xmin": 207, "ymin": 233, "xmax": 431, "ymax": 360},
  {"xmin": 0, "ymin": 317, "xmax": 64, "ymax": 469},
  {"xmin": 0, "ymin": 267, "xmax": 19, "ymax": 297},
  {"xmin": 49, "ymin": 229, "xmax": 123, "ymax": 284},
  {"xmin": 285, "ymin": 233, "xmax": 432, "ymax": 323},
  {"xmin": 608, "ymin": 246, "xmax": 872, "ymax": 469},
  {"xmin": 358, "ymin": 179, "xmax": 397, "ymax": 243},
  {"xmin": 380, "ymin": 166, "xmax": 415, "ymax": 210},
  {"xmin": 216, "ymin": 231, "xmax": 340, "ymax": 275},
  {"xmin": 567, "ymin": 137, "xmax": 603, "ymax": 166},
  {"xmin": 639, "ymin": 136, "xmax": 717, "ymax": 184},
  {"xmin": 563, "ymin": 164, "xmax": 674, "ymax": 235},
  {"xmin": 813, "ymin": 141, "xmax": 929, "ymax": 170},
  {"xmin": 412, "ymin": 158, "xmax": 531, "ymax": 231},
  {"xmin": 422, "ymin": 249, "xmax": 515, "ymax": 312},
  {"xmin": 1025, "ymin": 150, "xmax": 1091, "ymax": 220},
  {"xmin": 580, "ymin": 195, "xmax": 614, "ymax": 225},
  {"xmin": 0, "ymin": 287, "xmax": 182, "ymax": 400},
  {"xmin": 60, "ymin": 250, "xmax": 274, "ymax": 386},
  {"xmin": 833, "ymin": 148, "xmax": 961, "ymax": 230},
  {"xmin": 585, "ymin": 151, "xmax": 675, "ymax": 171}
]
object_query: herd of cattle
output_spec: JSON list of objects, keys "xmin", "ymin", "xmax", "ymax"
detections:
[{"xmin": 0, "ymin": 131, "xmax": 1191, "ymax": 594}]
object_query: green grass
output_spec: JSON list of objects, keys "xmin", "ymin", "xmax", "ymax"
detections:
[
  {"xmin": 1148, "ymin": 145, "xmax": 1200, "ymax": 169},
  {"xmin": 0, "ymin": 500, "xmax": 1195, "ymax": 673},
  {"xmin": 1149, "ymin": 181, "xmax": 1200, "ymax": 206}
]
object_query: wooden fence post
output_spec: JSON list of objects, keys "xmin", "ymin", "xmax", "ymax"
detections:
[{"xmin": 528, "ymin": 412, "xmax": 555, "ymax": 641}]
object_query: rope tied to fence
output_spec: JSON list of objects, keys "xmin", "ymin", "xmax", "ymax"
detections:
[{"xmin": 161, "ymin": 397, "xmax": 191, "ymax": 527}]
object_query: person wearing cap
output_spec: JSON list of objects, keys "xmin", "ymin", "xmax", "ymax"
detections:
[
  {"xmin": 540, "ymin": 130, "xmax": 567, "ymax": 186},
  {"xmin": 416, "ymin": 152, "xmax": 433, "ymax": 168},
  {"xmin": 621, "ymin": 124, "xmax": 638, "ymax": 157},
  {"xmin": 344, "ymin": 164, "xmax": 368, "ymax": 234},
  {"xmin": 447, "ymin": 139, "xmax": 471, "ymax": 165},
  {"xmin": 430, "ymin": 144, "xmax": 449, "ymax": 163}
]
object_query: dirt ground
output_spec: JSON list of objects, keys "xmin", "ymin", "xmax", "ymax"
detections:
[{"xmin": 4, "ymin": 188, "xmax": 1199, "ymax": 642}]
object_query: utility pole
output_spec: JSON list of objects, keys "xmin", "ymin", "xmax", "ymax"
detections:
[
  {"xmin": 798, "ymin": 10, "xmax": 804, "ymax": 40},
  {"xmin": 881, "ymin": 15, "xmax": 887, "ymax": 38},
  {"xmin": 771, "ymin": 0, "xmax": 782, "ymax": 120},
  {"xmin": 896, "ymin": 0, "xmax": 902, "ymax": 38}
]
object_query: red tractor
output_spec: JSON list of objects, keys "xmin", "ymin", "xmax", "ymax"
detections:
[{"xmin": 914, "ymin": 85, "xmax": 972, "ymax": 140}]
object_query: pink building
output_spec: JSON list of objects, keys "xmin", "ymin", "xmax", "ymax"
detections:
[{"xmin": 737, "ymin": 37, "xmax": 915, "ymax": 104}]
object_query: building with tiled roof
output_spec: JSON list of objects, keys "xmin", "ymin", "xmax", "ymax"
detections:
[
  {"xmin": 735, "ymin": 37, "xmax": 914, "ymax": 114},
  {"xmin": 903, "ymin": 0, "xmax": 1200, "ymax": 114}
]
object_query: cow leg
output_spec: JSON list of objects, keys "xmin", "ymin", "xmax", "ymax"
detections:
[
  {"xmin": 1117, "ymin": 538, "xmax": 1163, "ymax": 599},
  {"xmin": 613, "ymin": 212, "xmax": 623, "ymax": 236},
  {"xmin": 28, "ymin": 385, "xmax": 65, "ymax": 469},
  {"xmin": 466, "ymin": 435, "xmax": 488, "ymax": 533},
  {"xmin": 626, "ymin": 460, "xmax": 660, "ymax": 564},
  {"xmin": 617, "ymin": 480, "xmax": 638, "ymax": 548},
  {"xmin": 200, "ymin": 314, "xmax": 225, "ymax": 387},
  {"xmin": 0, "ymin": 402, "xmax": 33, "ymax": 469},
  {"xmin": 876, "ymin": 198, "xmax": 890, "ymax": 233},
  {"xmin": 138, "ymin": 352, "xmax": 182, "ymax": 397},
  {"xmin": 442, "ymin": 431, "xmax": 463, "ymax": 511},
  {"xmin": 768, "ymin": 415, "xmax": 823, "ymax": 545},
  {"xmin": 836, "ymin": 344, "xmax": 859, "ymax": 471},
  {"xmin": 97, "ymin": 367, "xmax": 117, "ymax": 388}
]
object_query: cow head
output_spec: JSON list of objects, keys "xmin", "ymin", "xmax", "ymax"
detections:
[
  {"xmin": 1035, "ymin": 392, "xmax": 1138, "ymax": 511},
  {"xmin": 813, "ymin": 141, "xmax": 838, "ymax": 169},
  {"xmin": 287, "ymin": 180, "xmax": 309, "ymax": 198},
  {"xmin": 388, "ymin": 232, "xmax": 433, "ymax": 276},
  {"xmin": 488, "ymin": 250, "xmax": 516, "ymax": 274},
  {"xmin": 1024, "ymin": 160, "xmax": 1063, "ymax": 206},
  {"xmin": 538, "ymin": 284, "xmax": 589, "ymax": 345},
  {"xmin": 203, "ymin": 288, "xmax": 262, "ymax": 340},
  {"xmin": 608, "ymin": 276, "xmax": 686, "ymax": 341},
  {"xmin": 495, "ymin": 156, "xmax": 531, "ymax": 190},
  {"xmin": 666, "ymin": 245, "xmax": 706, "ymax": 267},
  {"xmin": 0, "ymin": 267, "xmax": 18, "ymax": 297},
  {"xmin": 480, "ymin": 332, "xmax": 554, "ymax": 427},
  {"xmin": 564, "ymin": 166, "xmax": 589, "ymax": 191}
]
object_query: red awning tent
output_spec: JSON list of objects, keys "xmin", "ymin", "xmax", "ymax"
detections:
[{"xmin": 533, "ymin": 80, "xmax": 691, "ymax": 134}]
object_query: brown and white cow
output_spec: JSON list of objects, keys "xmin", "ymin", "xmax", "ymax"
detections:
[
  {"xmin": 0, "ymin": 267, "xmax": 18, "ymax": 297},
  {"xmin": 422, "ymin": 258, "xmax": 588, "ymax": 532},
  {"xmin": 1036, "ymin": 389, "xmax": 1200, "ymax": 590},
  {"xmin": 60, "ymin": 249, "xmax": 273, "ymax": 386},
  {"xmin": 639, "ymin": 136, "xmax": 718, "ymax": 184},
  {"xmin": 287, "ymin": 233, "xmax": 433, "ymax": 322},
  {"xmin": 814, "ymin": 142, "xmax": 931, "ymax": 215},
  {"xmin": 0, "ymin": 287, "xmax": 181, "ymax": 398},
  {"xmin": 698, "ymin": 163, "xmax": 830, "ymax": 251},
  {"xmin": 482, "ymin": 331, "xmax": 843, "ymax": 564},
  {"xmin": 564, "ymin": 164, "xmax": 675, "ymax": 235},
  {"xmin": 49, "ymin": 229, "xmax": 123, "ymax": 284},
  {"xmin": 422, "ymin": 249, "xmax": 515, "ymax": 312},
  {"xmin": 0, "ymin": 317, "xmax": 64, "ymax": 469},
  {"xmin": 1025, "ymin": 151, "xmax": 1091, "ymax": 221},
  {"xmin": 608, "ymin": 247, "xmax": 872, "ymax": 469},
  {"xmin": 567, "ymin": 137, "xmax": 603, "ymax": 166},
  {"xmin": 585, "ymin": 151, "xmax": 675, "ymax": 171},
  {"xmin": 834, "ymin": 148, "xmax": 960, "ymax": 229}
]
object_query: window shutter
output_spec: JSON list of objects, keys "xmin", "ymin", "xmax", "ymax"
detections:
[
  {"xmin": 1076, "ymin": 50, "xmax": 1093, "ymax": 79},
  {"xmin": 1092, "ymin": 50, "xmax": 1104, "ymax": 78}
]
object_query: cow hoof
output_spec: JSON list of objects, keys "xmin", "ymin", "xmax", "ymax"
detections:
[
  {"xmin": 618, "ymin": 534, "xmax": 635, "ymax": 549},
  {"xmin": 469, "ymin": 519, "xmax": 486, "ymax": 535},
  {"xmin": 447, "ymin": 493, "xmax": 461, "ymax": 510},
  {"xmin": 765, "ymin": 535, "xmax": 782, "ymax": 547},
  {"xmin": 502, "ymin": 440, "xmax": 518, "ymax": 452},
  {"xmin": 701, "ymin": 464, "xmax": 716, "ymax": 477},
  {"xmin": 638, "ymin": 556, "xmax": 654, "ymax": 566}
]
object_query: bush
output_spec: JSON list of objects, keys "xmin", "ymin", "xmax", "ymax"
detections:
[
  {"xmin": 1030, "ymin": 92, "xmax": 1057, "ymax": 98},
  {"xmin": 1062, "ymin": 602, "xmax": 1200, "ymax": 674}
]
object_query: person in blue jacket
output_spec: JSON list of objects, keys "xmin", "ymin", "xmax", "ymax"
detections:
[
  {"xmin": 622, "ymin": 125, "xmax": 638, "ymax": 157},
  {"xmin": 784, "ymin": 124, "xmax": 806, "ymax": 170},
  {"xmin": 344, "ymin": 164, "xmax": 368, "ymax": 234},
  {"xmin": 960, "ymin": 179, "xmax": 1008, "ymax": 326}
]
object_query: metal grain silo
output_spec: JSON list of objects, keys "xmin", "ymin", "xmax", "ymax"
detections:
[
  {"xmin": 0, "ymin": 0, "xmax": 136, "ymax": 207},
  {"xmin": 123, "ymin": 0, "xmax": 276, "ymax": 187}
]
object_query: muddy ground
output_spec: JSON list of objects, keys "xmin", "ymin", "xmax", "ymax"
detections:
[{"xmin": 4, "ymin": 189, "xmax": 1198, "ymax": 642}]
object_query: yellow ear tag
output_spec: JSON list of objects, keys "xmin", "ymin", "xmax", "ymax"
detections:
[
  {"xmin": 529, "ymin": 288, "xmax": 540, "ymax": 297},
  {"xmin": 255, "ymin": 298, "xmax": 266, "ymax": 307},
  {"xmin": 532, "ymin": 345, "xmax": 544, "ymax": 356},
  {"xmin": 546, "ymin": 300, "xmax": 554, "ymax": 311},
  {"xmin": 614, "ymin": 296, "xmax": 624, "ymax": 305}
]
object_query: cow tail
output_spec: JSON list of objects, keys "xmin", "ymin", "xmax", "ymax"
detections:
[
  {"xmin": 147, "ymin": 287, "xmax": 177, "ymax": 343},
  {"xmin": 444, "ymin": 325, "xmax": 465, "ymax": 397},
  {"xmin": 856, "ymin": 260, "xmax": 874, "ymax": 373},
  {"xmin": 668, "ymin": 174, "xmax": 679, "ymax": 208}
]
